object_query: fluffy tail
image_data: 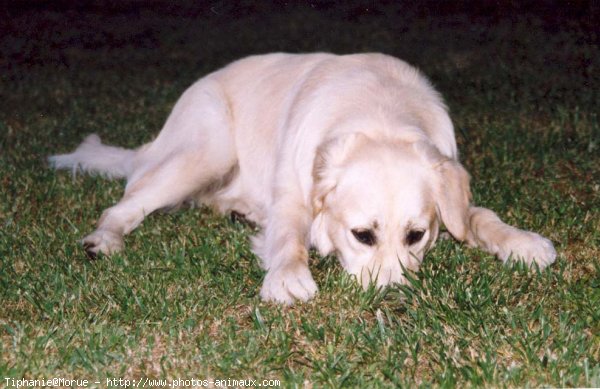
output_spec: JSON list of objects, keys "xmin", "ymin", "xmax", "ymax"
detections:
[{"xmin": 48, "ymin": 134, "xmax": 136, "ymax": 179}]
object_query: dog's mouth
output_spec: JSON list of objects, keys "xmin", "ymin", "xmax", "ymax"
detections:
[{"xmin": 334, "ymin": 251, "xmax": 424, "ymax": 289}]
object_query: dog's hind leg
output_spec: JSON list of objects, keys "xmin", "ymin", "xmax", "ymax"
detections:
[
  {"xmin": 82, "ymin": 150, "xmax": 236, "ymax": 257},
  {"xmin": 81, "ymin": 79, "xmax": 236, "ymax": 257}
]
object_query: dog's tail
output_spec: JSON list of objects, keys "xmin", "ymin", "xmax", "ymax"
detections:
[{"xmin": 48, "ymin": 134, "xmax": 136, "ymax": 179}]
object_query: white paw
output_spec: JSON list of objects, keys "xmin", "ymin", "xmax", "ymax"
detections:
[
  {"xmin": 501, "ymin": 231, "xmax": 556, "ymax": 269},
  {"xmin": 82, "ymin": 229, "xmax": 124, "ymax": 258},
  {"xmin": 260, "ymin": 262, "xmax": 318, "ymax": 305}
]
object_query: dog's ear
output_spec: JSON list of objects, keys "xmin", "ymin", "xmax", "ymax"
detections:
[
  {"xmin": 312, "ymin": 132, "xmax": 368, "ymax": 213},
  {"xmin": 437, "ymin": 159, "xmax": 471, "ymax": 241},
  {"xmin": 310, "ymin": 212, "xmax": 333, "ymax": 256},
  {"xmin": 414, "ymin": 140, "xmax": 471, "ymax": 241},
  {"xmin": 310, "ymin": 133, "xmax": 368, "ymax": 255}
]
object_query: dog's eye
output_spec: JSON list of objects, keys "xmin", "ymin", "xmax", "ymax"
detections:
[
  {"xmin": 406, "ymin": 229, "xmax": 425, "ymax": 245},
  {"xmin": 351, "ymin": 228, "xmax": 377, "ymax": 246}
]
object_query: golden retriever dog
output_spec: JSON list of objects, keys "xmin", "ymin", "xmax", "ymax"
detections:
[{"xmin": 49, "ymin": 53, "xmax": 556, "ymax": 304}]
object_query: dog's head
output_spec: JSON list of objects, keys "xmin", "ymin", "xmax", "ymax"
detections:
[{"xmin": 310, "ymin": 132, "xmax": 470, "ymax": 287}]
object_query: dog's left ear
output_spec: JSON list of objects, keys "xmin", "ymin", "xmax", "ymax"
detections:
[{"xmin": 414, "ymin": 140, "xmax": 471, "ymax": 241}]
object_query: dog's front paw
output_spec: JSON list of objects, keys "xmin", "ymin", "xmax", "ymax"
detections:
[
  {"xmin": 501, "ymin": 230, "xmax": 556, "ymax": 270},
  {"xmin": 82, "ymin": 229, "xmax": 124, "ymax": 259},
  {"xmin": 260, "ymin": 262, "xmax": 318, "ymax": 305}
]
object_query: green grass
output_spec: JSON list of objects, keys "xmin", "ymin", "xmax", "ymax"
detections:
[{"xmin": 1, "ymin": 2, "xmax": 599, "ymax": 387}]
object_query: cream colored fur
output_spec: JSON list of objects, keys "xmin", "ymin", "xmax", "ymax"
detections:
[{"xmin": 49, "ymin": 53, "xmax": 556, "ymax": 304}]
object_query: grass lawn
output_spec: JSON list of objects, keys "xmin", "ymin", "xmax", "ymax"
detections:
[{"xmin": 1, "ymin": 2, "xmax": 598, "ymax": 387}]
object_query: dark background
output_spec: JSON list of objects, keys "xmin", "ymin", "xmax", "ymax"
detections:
[
  {"xmin": 2, "ymin": 1, "xmax": 597, "ymax": 75},
  {"xmin": 1, "ymin": 0, "xmax": 597, "ymax": 155}
]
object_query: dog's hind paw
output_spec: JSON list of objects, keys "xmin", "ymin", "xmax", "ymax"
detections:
[
  {"xmin": 82, "ymin": 229, "xmax": 124, "ymax": 258},
  {"xmin": 260, "ymin": 261, "xmax": 318, "ymax": 305}
]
